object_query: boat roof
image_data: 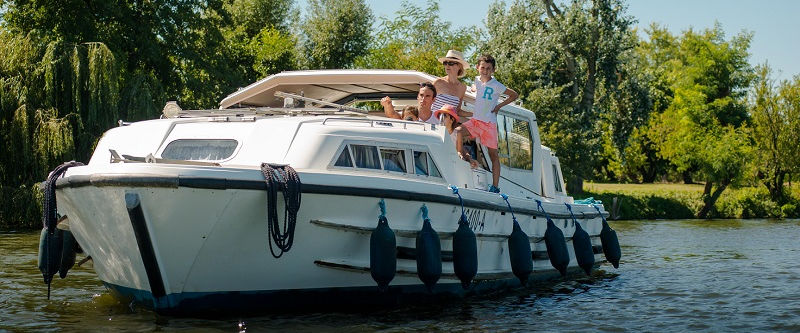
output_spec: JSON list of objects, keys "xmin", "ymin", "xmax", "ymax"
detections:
[{"xmin": 220, "ymin": 69, "xmax": 462, "ymax": 109}]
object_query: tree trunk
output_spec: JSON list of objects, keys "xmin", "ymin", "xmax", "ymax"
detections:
[
  {"xmin": 759, "ymin": 169, "xmax": 787, "ymax": 203},
  {"xmin": 697, "ymin": 179, "xmax": 730, "ymax": 219},
  {"xmin": 682, "ymin": 170, "xmax": 695, "ymax": 184},
  {"xmin": 567, "ymin": 176, "xmax": 584, "ymax": 195}
]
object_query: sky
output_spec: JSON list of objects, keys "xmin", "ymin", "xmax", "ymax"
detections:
[{"xmin": 301, "ymin": 0, "xmax": 800, "ymax": 82}]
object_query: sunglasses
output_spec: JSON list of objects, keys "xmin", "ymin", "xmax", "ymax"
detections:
[{"xmin": 443, "ymin": 61, "xmax": 459, "ymax": 66}]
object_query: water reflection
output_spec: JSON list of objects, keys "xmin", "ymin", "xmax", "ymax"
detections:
[{"xmin": 3, "ymin": 220, "xmax": 800, "ymax": 332}]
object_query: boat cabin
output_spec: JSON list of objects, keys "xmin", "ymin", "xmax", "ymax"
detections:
[{"xmin": 96, "ymin": 69, "xmax": 569, "ymax": 201}]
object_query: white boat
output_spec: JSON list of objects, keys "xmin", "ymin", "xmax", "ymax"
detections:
[{"xmin": 45, "ymin": 69, "xmax": 620, "ymax": 314}]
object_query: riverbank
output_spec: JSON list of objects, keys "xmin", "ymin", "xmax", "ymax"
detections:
[{"xmin": 584, "ymin": 183, "xmax": 800, "ymax": 220}]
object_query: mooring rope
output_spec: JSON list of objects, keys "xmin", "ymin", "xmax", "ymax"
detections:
[
  {"xmin": 260, "ymin": 163, "xmax": 302, "ymax": 258},
  {"xmin": 42, "ymin": 161, "xmax": 84, "ymax": 233},
  {"xmin": 500, "ymin": 193, "xmax": 518, "ymax": 222},
  {"xmin": 449, "ymin": 185, "xmax": 467, "ymax": 222},
  {"xmin": 41, "ymin": 161, "xmax": 84, "ymax": 298},
  {"xmin": 565, "ymin": 203, "xmax": 577, "ymax": 227}
]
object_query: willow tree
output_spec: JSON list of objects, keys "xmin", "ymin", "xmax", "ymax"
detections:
[{"xmin": 0, "ymin": 28, "xmax": 118, "ymax": 227}]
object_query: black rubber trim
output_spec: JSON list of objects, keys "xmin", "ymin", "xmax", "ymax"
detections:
[
  {"xmin": 396, "ymin": 246, "xmax": 453, "ymax": 262},
  {"xmin": 57, "ymin": 174, "xmax": 607, "ymax": 219},
  {"xmin": 125, "ymin": 192, "xmax": 167, "ymax": 298}
]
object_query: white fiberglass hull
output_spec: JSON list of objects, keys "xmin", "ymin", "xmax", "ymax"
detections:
[{"xmin": 56, "ymin": 165, "xmax": 609, "ymax": 314}]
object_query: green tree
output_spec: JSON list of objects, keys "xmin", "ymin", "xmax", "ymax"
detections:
[
  {"xmin": 300, "ymin": 0, "xmax": 373, "ymax": 69},
  {"xmin": 482, "ymin": 0, "xmax": 637, "ymax": 194},
  {"xmin": 606, "ymin": 24, "xmax": 684, "ymax": 184},
  {"xmin": 0, "ymin": 28, "xmax": 117, "ymax": 226},
  {"xmin": 647, "ymin": 25, "xmax": 754, "ymax": 218},
  {"xmin": 750, "ymin": 65, "xmax": 800, "ymax": 202},
  {"xmin": 355, "ymin": 0, "xmax": 477, "ymax": 76},
  {"xmin": 222, "ymin": 0, "xmax": 299, "ymax": 80}
]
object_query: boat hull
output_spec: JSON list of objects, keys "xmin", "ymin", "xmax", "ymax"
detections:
[{"xmin": 56, "ymin": 170, "xmax": 608, "ymax": 314}]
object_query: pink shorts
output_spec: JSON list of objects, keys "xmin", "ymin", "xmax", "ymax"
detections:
[{"xmin": 461, "ymin": 119, "xmax": 498, "ymax": 149}]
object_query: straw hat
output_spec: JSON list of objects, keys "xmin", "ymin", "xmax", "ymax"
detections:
[
  {"xmin": 434, "ymin": 104, "xmax": 459, "ymax": 123},
  {"xmin": 438, "ymin": 50, "xmax": 470, "ymax": 77}
]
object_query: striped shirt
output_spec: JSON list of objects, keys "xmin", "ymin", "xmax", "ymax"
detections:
[{"xmin": 431, "ymin": 93, "xmax": 461, "ymax": 113}]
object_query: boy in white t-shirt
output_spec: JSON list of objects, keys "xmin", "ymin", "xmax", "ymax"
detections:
[{"xmin": 454, "ymin": 55, "xmax": 518, "ymax": 193}]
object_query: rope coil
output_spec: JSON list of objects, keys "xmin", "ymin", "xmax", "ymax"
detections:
[
  {"xmin": 43, "ymin": 161, "xmax": 84, "ymax": 232},
  {"xmin": 260, "ymin": 163, "xmax": 302, "ymax": 258},
  {"xmin": 40, "ymin": 161, "xmax": 84, "ymax": 299}
]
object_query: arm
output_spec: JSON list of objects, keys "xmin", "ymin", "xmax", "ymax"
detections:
[
  {"xmin": 492, "ymin": 88, "xmax": 519, "ymax": 114},
  {"xmin": 381, "ymin": 96, "xmax": 401, "ymax": 119},
  {"xmin": 455, "ymin": 84, "xmax": 473, "ymax": 118}
]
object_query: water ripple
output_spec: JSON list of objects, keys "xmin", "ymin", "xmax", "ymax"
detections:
[{"xmin": 3, "ymin": 219, "xmax": 800, "ymax": 332}]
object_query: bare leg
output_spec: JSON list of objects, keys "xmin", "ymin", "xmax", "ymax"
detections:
[
  {"xmin": 454, "ymin": 126, "xmax": 472, "ymax": 161},
  {"xmin": 488, "ymin": 148, "xmax": 500, "ymax": 187}
]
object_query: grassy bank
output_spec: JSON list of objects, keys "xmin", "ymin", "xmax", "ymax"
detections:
[{"xmin": 583, "ymin": 183, "xmax": 800, "ymax": 220}]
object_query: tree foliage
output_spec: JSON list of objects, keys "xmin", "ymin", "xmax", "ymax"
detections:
[
  {"xmin": 482, "ymin": 0, "xmax": 637, "ymax": 194},
  {"xmin": 0, "ymin": 0, "xmax": 302, "ymax": 226},
  {"xmin": 645, "ymin": 25, "xmax": 754, "ymax": 218},
  {"xmin": 355, "ymin": 0, "xmax": 477, "ymax": 76},
  {"xmin": 300, "ymin": 0, "xmax": 373, "ymax": 69},
  {"xmin": 750, "ymin": 65, "xmax": 800, "ymax": 202}
]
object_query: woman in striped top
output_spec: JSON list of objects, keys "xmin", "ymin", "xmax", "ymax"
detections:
[{"xmin": 432, "ymin": 50, "xmax": 473, "ymax": 122}]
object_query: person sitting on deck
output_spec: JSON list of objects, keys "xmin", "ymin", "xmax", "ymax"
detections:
[
  {"xmin": 381, "ymin": 82, "xmax": 438, "ymax": 124},
  {"xmin": 401, "ymin": 106, "xmax": 419, "ymax": 121},
  {"xmin": 434, "ymin": 104, "xmax": 478, "ymax": 169}
]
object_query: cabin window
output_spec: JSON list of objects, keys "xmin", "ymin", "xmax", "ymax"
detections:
[
  {"xmin": 334, "ymin": 147, "xmax": 353, "ymax": 167},
  {"xmin": 333, "ymin": 143, "xmax": 441, "ymax": 178},
  {"xmin": 552, "ymin": 163, "xmax": 563, "ymax": 192},
  {"xmin": 413, "ymin": 151, "xmax": 441, "ymax": 177},
  {"xmin": 351, "ymin": 145, "xmax": 381, "ymax": 169},
  {"xmin": 381, "ymin": 149, "xmax": 406, "ymax": 173},
  {"xmin": 496, "ymin": 115, "xmax": 533, "ymax": 170},
  {"xmin": 161, "ymin": 139, "xmax": 238, "ymax": 161}
]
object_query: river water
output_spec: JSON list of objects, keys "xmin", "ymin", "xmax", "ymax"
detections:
[{"xmin": 2, "ymin": 219, "xmax": 799, "ymax": 332}]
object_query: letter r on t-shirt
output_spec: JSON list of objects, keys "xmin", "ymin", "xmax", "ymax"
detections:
[{"xmin": 483, "ymin": 87, "xmax": 494, "ymax": 100}]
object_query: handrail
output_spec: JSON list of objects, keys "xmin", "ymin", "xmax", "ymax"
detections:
[
  {"xmin": 321, "ymin": 117, "xmax": 430, "ymax": 130},
  {"xmin": 172, "ymin": 107, "xmax": 368, "ymax": 118}
]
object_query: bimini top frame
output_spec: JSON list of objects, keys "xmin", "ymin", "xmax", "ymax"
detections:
[
  {"xmin": 163, "ymin": 91, "xmax": 369, "ymax": 119},
  {"xmin": 218, "ymin": 69, "xmax": 442, "ymax": 109}
]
